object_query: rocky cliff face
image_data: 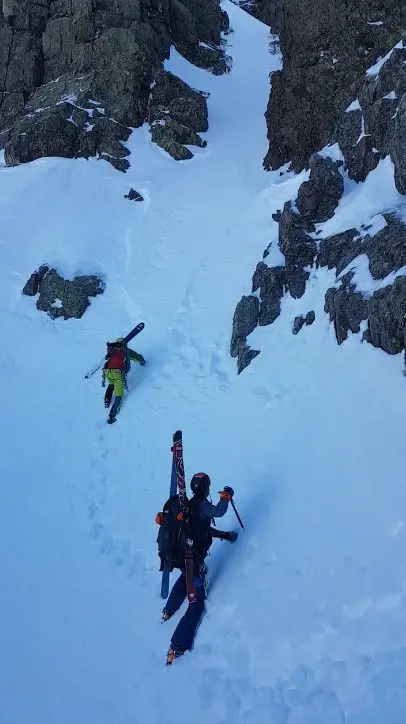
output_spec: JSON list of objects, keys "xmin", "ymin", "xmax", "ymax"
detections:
[
  {"xmin": 0, "ymin": 0, "xmax": 229, "ymax": 169},
  {"xmin": 231, "ymin": 33, "xmax": 406, "ymax": 374},
  {"xmin": 263, "ymin": 0, "xmax": 401, "ymax": 172}
]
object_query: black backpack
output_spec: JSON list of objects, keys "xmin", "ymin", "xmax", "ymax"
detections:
[{"xmin": 157, "ymin": 495, "xmax": 210, "ymax": 572}]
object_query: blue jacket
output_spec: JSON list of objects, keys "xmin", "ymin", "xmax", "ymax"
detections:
[{"xmin": 189, "ymin": 495, "xmax": 229, "ymax": 559}]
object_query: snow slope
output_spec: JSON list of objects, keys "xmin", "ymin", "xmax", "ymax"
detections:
[{"xmin": 1, "ymin": 3, "xmax": 406, "ymax": 723}]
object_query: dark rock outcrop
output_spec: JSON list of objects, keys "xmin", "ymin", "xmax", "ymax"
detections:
[
  {"xmin": 22, "ymin": 264, "xmax": 49, "ymax": 296},
  {"xmin": 23, "ymin": 265, "xmax": 104, "ymax": 319},
  {"xmin": 171, "ymin": 0, "xmax": 231, "ymax": 74},
  {"xmin": 4, "ymin": 76, "xmax": 131, "ymax": 171},
  {"xmin": 125, "ymin": 188, "xmax": 144, "ymax": 201},
  {"xmin": 231, "ymin": 7, "xmax": 405, "ymax": 374},
  {"xmin": 230, "ymin": 295, "xmax": 260, "ymax": 374},
  {"xmin": 230, "ymin": 0, "xmax": 282, "ymax": 29},
  {"xmin": 148, "ymin": 69, "xmax": 208, "ymax": 159},
  {"xmin": 292, "ymin": 310, "xmax": 315, "ymax": 335},
  {"xmin": 252, "ymin": 262, "xmax": 286, "ymax": 326},
  {"xmin": 335, "ymin": 108, "xmax": 380, "ymax": 182},
  {"xmin": 364, "ymin": 215, "xmax": 406, "ymax": 279},
  {"xmin": 334, "ymin": 46, "xmax": 406, "ymax": 182},
  {"xmin": 306, "ymin": 310, "xmax": 316, "ymax": 326},
  {"xmin": 235, "ymin": 345, "xmax": 261, "ymax": 375},
  {"xmin": 318, "ymin": 229, "xmax": 363, "ymax": 276},
  {"xmin": 263, "ymin": 0, "xmax": 401, "ymax": 173},
  {"xmin": 296, "ymin": 154, "xmax": 344, "ymax": 223},
  {"xmin": 364, "ymin": 276, "xmax": 406, "ymax": 354},
  {"xmin": 391, "ymin": 93, "xmax": 406, "ymax": 195},
  {"xmin": 278, "ymin": 202, "xmax": 317, "ymax": 298},
  {"xmin": 325, "ymin": 272, "xmax": 368, "ymax": 344},
  {"xmin": 0, "ymin": 0, "xmax": 228, "ymax": 169}
]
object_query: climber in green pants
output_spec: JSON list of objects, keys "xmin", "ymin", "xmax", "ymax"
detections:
[{"xmin": 103, "ymin": 338, "xmax": 145, "ymax": 424}]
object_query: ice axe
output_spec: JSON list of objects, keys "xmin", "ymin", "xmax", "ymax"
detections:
[{"xmin": 230, "ymin": 498, "xmax": 245, "ymax": 530}]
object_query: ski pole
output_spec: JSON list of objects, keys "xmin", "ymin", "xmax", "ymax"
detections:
[{"xmin": 230, "ymin": 499, "xmax": 244, "ymax": 530}]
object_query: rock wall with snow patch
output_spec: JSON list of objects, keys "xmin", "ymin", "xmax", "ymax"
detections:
[
  {"xmin": 231, "ymin": 42, "xmax": 406, "ymax": 374},
  {"xmin": 0, "ymin": 0, "xmax": 230, "ymax": 169},
  {"xmin": 263, "ymin": 0, "xmax": 401, "ymax": 173}
]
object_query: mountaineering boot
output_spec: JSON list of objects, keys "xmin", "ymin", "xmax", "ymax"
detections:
[
  {"xmin": 166, "ymin": 647, "xmax": 184, "ymax": 666},
  {"xmin": 161, "ymin": 609, "xmax": 172, "ymax": 623},
  {"xmin": 107, "ymin": 415, "xmax": 116, "ymax": 425}
]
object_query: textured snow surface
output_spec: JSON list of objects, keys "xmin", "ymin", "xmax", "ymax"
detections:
[{"xmin": 1, "ymin": 4, "xmax": 406, "ymax": 724}]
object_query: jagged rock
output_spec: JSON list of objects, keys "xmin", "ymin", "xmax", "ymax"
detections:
[
  {"xmin": 364, "ymin": 215, "xmax": 406, "ymax": 279},
  {"xmin": 230, "ymin": 294, "xmax": 259, "ymax": 357},
  {"xmin": 0, "ymin": 0, "xmax": 227, "ymax": 169},
  {"xmin": 359, "ymin": 46, "xmax": 406, "ymax": 109},
  {"xmin": 296, "ymin": 154, "xmax": 344, "ymax": 223},
  {"xmin": 336, "ymin": 108, "xmax": 380, "ymax": 182},
  {"xmin": 317, "ymin": 229, "xmax": 363, "ymax": 276},
  {"xmin": 333, "ymin": 47, "xmax": 406, "ymax": 181},
  {"xmin": 99, "ymin": 154, "xmax": 130, "ymax": 173},
  {"xmin": 364, "ymin": 276, "xmax": 406, "ymax": 354},
  {"xmin": 220, "ymin": 9, "xmax": 230, "ymax": 33},
  {"xmin": 4, "ymin": 77, "xmax": 131, "ymax": 171},
  {"xmin": 193, "ymin": 45, "xmax": 232, "ymax": 76},
  {"xmin": 236, "ymin": 344, "xmax": 261, "ymax": 374},
  {"xmin": 292, "ymin": 315, "xmax": 306, "ymax": 335},
  {"xmin": 364, "ymin": 95, "xmax": 399, "ymax": 156},
  {"xmin": 278, "ymin": 202, "xmax": 317, "ymax": 298},
  {"xmin": 148, "ymin": 69, "xmax": 208, "ymax": 159},
  {"xmin": 263, "ymin": 0, "xmax": 401, "ymax": 172},
  {"xmin": 5, "ymin": 103, "xmax": 81, "ymax": 165},
  {"xmin": 0, "ymin": 1, "xmax": 47, "ymax": 129},
  {"xmin": 22, "ymin": 264, "xmax": 49, "ymax": 296},
  {"xmin": 325, "ymin": 272, "xmax": 368, "ymax": 344},
  {"xmin": 391, "ymin": 93, "xmax": 406, "ymax": 195},
  {"xmin": 170, "ymin": 0, "xmax": 230, "ymax": 74},
  {"xmin": 149, "ymin": 69, "xmax": 208, "ymax": 130},
  {"xmin": 125, "ymin": 188, "xmax": 144, "ymax": 201},
  {"xmin": 231, "ymin": 0, "xmax": 282, "ymax": 27},
  {"xmin": 306, "ymin": 310, "xmax": 315, "ymax": 326},
  {"xmin": 292, "ymin": 309, "xmax": 315, "ymax": 335},
  {"xmin": 23, "ymin": 266, "xmax": 105, "ymax": 319},
  {"xmin": 252, "ymin": 262, "xmax": 286, "ymax": 325}
]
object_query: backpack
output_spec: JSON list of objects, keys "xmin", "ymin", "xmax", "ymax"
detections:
[
  {"xmin": 104, "ymin": 341, "xmax": 127, "ymax": 371},
  {"xmin": 156, "ymin": 495, "xmax": 210, "ymax": 572}
]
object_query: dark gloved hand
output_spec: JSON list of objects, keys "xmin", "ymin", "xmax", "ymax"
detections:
[
  {"xmin": 219, "ymin": 485, "xmax": 234, "ymax": 501},
  {"xmin": 221, "ymin": 531, "xmax": 238, "ymax": 543},
  {"xmin": 140, "ymin": 358, "xmax": 146, "ymax": 366}
]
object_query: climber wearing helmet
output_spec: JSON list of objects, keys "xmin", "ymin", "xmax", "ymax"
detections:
[
  {"xmin": 102, "ymin": 337, "xmax": 145, "ymax": 424},
  {"xmin": 160, "ymin": 472, "xmax": 237, "ymax": 664}
]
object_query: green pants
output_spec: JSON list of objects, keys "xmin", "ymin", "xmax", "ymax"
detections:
[{"xmin": 104, "ymin": 369, "xmax": 124, "ymax": 397}]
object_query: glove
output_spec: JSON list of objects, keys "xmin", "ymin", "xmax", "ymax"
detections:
[
  {"xmin": 220, "ymin": 485, "xmax": 234, "ymax": 501},
  {"xmin": 221, "ymin": 531, "xmax": 238, "ymax": 543},
  {"xmin": 140, "ymin": 358, "xmax": 146, "ymax": 366}
]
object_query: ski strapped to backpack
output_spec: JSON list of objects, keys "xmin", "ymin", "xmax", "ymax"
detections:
[
  {"xmin": 172, "ymin": 432, "xmax": 197, "ymax": 604},
  {"xmin": 159, "ymin": 433, "xmax": 179, "ymax": 599},
  {"xmin": 156, "ymin": 431, "xmax": 197, "ymax": 604},
  {"xmin": 84, "ymin": 322, "xmax": 145, "ymax": 379}
]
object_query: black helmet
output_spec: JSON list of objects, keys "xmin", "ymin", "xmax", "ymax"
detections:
[{"xmin": 190, "ymin": 472, "xmax": 211, "ymax": 498}]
